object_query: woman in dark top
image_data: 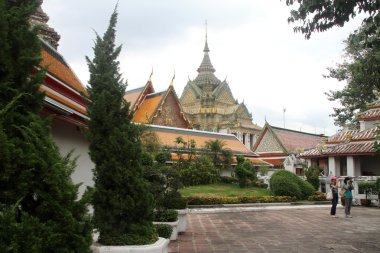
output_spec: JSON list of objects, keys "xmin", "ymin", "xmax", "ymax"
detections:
[{"xmin": 330, "ymin": 176, "xmax": 339, "ymax": 217}]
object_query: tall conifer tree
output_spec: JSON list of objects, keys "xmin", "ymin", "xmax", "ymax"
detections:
[
  {"xmin": 0, "ymin": 0, "xmax": 92, "ymax": 252},
  {"xmin": 86, "ymin": 7, "xmax": 156, "ymax": 245}
]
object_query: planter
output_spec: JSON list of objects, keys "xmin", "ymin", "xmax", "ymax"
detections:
[
  {"xmin": 153, "ymin": 220, "xmax": 179, "ymax": 241},
  {"xmin": 177, "ymin": 209, "xmax": 188, "ymax": 233},
  {"xmin": 361, "ymin": 199, "xmax": 371, "ymax": 207},
  {"xmin": 91, "ymin": 237, "xmax": 169, "ymax": 253}
]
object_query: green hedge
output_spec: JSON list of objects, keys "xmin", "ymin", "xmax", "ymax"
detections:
[
  {"xmin": 308, "ymin": 191, "xmax": 327, "ymax": 201},
  {"xmin": 270, "ymin": 170, "xmax": 315, "ymax": 200},
  {"xmin": 184, "ymin": 195, "xmax": 296, "ymax": 205},
  {"xmin": 154, "ymin": 224, "xmax": 173, "ymax": 239}
]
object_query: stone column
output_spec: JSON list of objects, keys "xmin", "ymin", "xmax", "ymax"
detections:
[
  {"xmin": 347, "ymin": 156, "xmax": 355, "ymax": 177},
  {"xmin": 328, "ymin": 157, "xmax": 337, "ymax": 176}
]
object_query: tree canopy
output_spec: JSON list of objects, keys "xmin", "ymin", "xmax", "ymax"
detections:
[
  {"xmin": 285, "ymin": 0, "xmax": 380, "ymax": 39},
  {"xmin": 325, "ymin": 20, "xmax": 380, "ymax": 127}
]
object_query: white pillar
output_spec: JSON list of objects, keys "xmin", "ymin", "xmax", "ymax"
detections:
[
  {"xmin": 347, "ymin": 156, "xmax": 355, "ymax": 177},
  {"xmin": 328, "ymin": 156, "xmax": 337, "ymax": 176},
  {"xmin": 306, "ymin": 159, "xmax": 311, "ymax": 168},
  {"xmin": 354, "ymin": 158, "xmax": 361, "ymax": 176}
]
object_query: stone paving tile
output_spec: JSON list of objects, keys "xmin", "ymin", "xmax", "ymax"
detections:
[{"xmin": 169, "ymin": 206, "xmax": 380, "ymax": 253}]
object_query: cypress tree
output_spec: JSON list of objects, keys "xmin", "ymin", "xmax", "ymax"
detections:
[
  {"xmin": 0, "ymin": 0, "xmax": 92, "ymax": 252},
  {"xmin": 86, "ymin": 7, "xmax": 157, "ymax": 245}
]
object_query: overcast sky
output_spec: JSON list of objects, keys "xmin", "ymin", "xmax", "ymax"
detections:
[{"xmin": 42, "ymin": 0, "xmax": 364, "ymax": 136}]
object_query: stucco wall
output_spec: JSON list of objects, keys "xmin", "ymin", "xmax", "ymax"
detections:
[{"xmin": 50, "ymin": 119, "xmax": 94, "ymax": 197}]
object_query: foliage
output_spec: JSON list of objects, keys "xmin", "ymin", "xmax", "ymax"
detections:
[
  {"xmin": 307, "ymin": 191, "xmax": 327, "ymax": 201},
  {"xmin": 154, "ymin": 224, "xmax": 173, "ymax": 239},
  {"xmin": 270, "ymin": 170, "xmax": 315, "ymax": 200},
  {"xmin": 155, "ymin": 151, "xmax": 171, "ymax": 165},
  {"xmin": 235, "ymin": 159, "xmax": 257, "ymax": 188},
  {"xmin": 141, "ymin": 130, "xmax": 161, "ymax": 154},
  {"xmin": 220, "ymin": 176, "xmax": 238, "ymax": 184},
  {"xmin": 259, "ymin": 166, "xmax": 269, "ymax": 176},
  {"xmin": 0, "ymin": 1, "xmax": 92, "ymax": 251},
  {"xmin": 284, "ymin": 0, "xmax": 380, "ymax": 39},
  {"xmin": 304, "ymin": 166, "xmax": 321, "ymax": 190},
  {"xmin": 204, "ymin": 139, "xmax": 227, "ymax": 166},
  {"xmin": 184, "ymin": 195, "xmax": 296, "ymax": 205},
  {"xmin": 86, "ymin": 7, "xmax": 156, "ymax": 245},
  {"xmin": 154, "ymin": 209, "xmax": 178, "ymax": 222},
  {"xmin": 325, "ymin": 20, "xmax": 380, "ymax": 127},
  {"xmin": 179, "ymin": 183, "xmax": 271, "ymax": 198},
  {"xmin": 179, "ymin": 156, "xmax": 220, "ymax": 186},
  {"xmin": 358, "ymin": 181, "xmax": 377, "ymax": 200}
]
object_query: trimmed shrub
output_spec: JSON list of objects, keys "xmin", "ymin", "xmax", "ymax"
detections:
[
  {"xmin": 163, "ymin": 191, "xmax": 187, "ymax": 210},
  {"xmin": 184, "ymin": 195, "xmax": 297, "ymax": 205},
  {"xmin": 235, "ymin": 160, "xmax": 257, "ymax": 188},
  {"xmin": 304, "ymin": 166, "xmax": 321, "ymax": 190},
  {"xmin": 308, "ymin": 191, "xmax": 327, "ymax": 201},
  {"xmin": 154, "ymin": 224, "xmax": 173, "ymax": 239},
  {"xmin": 270, "ymin": 170, "xmax": 315, "ymax": 200},
  {"xmin": 154, "ymin": 209, "xmax": 178, "ymax": 222}
]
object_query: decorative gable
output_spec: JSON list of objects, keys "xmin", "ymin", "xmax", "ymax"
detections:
[
  {"xmin": 255, "ymin": 128, "xmax": 284, "ymax": 153},
  {"xmin": 180, "ymin": 86, "xmax": 198, "ymax": 106},
  {"xmin": 152, "ymin": 88, "xmax": 190, "ymax": 128}
]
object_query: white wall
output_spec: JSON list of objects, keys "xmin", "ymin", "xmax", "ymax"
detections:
[{"xmin": 50, "ymin": 119, "xmax": 94, "ymax": 197}]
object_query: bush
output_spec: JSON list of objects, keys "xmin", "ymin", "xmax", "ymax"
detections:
[
  {"xmin": 270, "ymin": 170, "xmax": 315, "ymax": 200},
  {"xmin": 220, "ymin": 176, "xmax": 238, "ymax": 184},
  {"xmin": 163, "ymin": 191, "xmax": 187, "ymax": 210},
  {"xmin": 308, "ymin": 191, "xmax": 327, "ymax": 201},
  {"xmin": 358, "ymin": 181, "xmax": 377, "ymax": 200},
  {"xmin": 155, "ymin": 152, "xmax": 171, "ymax": 165},
  {"xmin": 304, "ymin": 166, "xmax": 321, "ymax": 190},
  {"xmin": 184, "ymin": 195, "xmax": 297, "ymax": 205},
  {"xmin": 180, "ymin": 156, "xmax": 220, "ymax": 186},
  {"xmin": 154, "ymin": 224, "xmax": 173, "ymax": 239},
  {"xmin": 235, "ymin": 160, "xmax": 257, "ymax": 188},
  {"xmin": 154, "ymin": 209, "xmax": 178, "ymax": 222}
]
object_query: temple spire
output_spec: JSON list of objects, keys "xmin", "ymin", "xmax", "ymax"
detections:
[
  {"xmin": 197, "ymin": 21, "xmax": 215, "ymax": 73},
  {"xmin": 169, "ymin": 68, "xmax": 175, "ymax": 87},
  {"xmin": 29, "ymin": 0, "xmax": 60, "ymax": 49}
]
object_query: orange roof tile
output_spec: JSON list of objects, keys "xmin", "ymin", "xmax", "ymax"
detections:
[
  {"xmin": 147, "ymin": 125, "xmax": 254, "ymax": 155},
  {"xmin": 133, "ymin": 93, "xmax": 164, "ymax": 123},
  {"xmin": 40, "ymin": 45, "xmax": 86, "ymax": 95},
  {"xmin": 124, "ymin": 87, "xmax": 144, "ymax": 110},
  {"xmin": 261, "ymin": 158, "xmax": 284, "ymax": 166}
]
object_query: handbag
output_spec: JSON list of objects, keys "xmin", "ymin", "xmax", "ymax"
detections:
[{"xmin": 326, "ymin": 191, "xmax": 333, "ymax": 200}]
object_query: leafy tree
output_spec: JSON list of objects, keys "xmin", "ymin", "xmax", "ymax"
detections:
[
  {"xmin": 204, "ymin": 139, "xmax": 227, "ymax": 166},
  {"xmin": 325, "ymin": 21, "xmax": 380, "ymax": 127},
  {"xmin": 86, "ymin": 7, "xmax": 156, "ymax": 245},
  {"xmin": 235, "ymin": 159, "xmax": 256, "ymax": 188},
  {"xmin": 284, "ymin": 0, "xmax": 380, "ymax": 39},
  {"xmin": 0, "ymin": 0, "xmax": 92, "ymax": 252},
  {"xmin": 304, "ymin": 166, "xmax": 321, "ymax": 190}
]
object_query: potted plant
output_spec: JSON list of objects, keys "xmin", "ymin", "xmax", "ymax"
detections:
[
  {"xmin": 153, "ymin": 209, "xmax": 179, "ymax": 241},
  {"xmin": 358, "ymin": 181, "xmax": 376, "ymax": 207}
]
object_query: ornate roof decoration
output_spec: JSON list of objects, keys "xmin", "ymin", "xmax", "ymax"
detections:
[
  {"xmin": 253, "ymin": 122, "xmax": 324, "ymax": 154},
  {"xmin": 30, "ymin": 0, "xmax": 60, "ymax": 49}
]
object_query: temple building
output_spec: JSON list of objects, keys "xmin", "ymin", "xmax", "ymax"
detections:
[
  {"xmin": 253, "ymin": 122, "xmax": 324, "ymax": 173},
  {"xmin": 29, "ymin": 3, "xmax": 94, "ymax": 196},
  {"xmin": 180, "ymin": 34, "xmax": 261, "ymax": 151},
  {"xmin": 299, "ymin": 98, "xmax": 380, "ymax": 178},
  {"xmin": 124, "ymin": 75, "xmax": 191, "ymax": 129}
]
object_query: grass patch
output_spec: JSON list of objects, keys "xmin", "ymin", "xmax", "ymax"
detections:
[{"xmin": 180, "ymin": 183, "xmax": 271, "ymax": 197}]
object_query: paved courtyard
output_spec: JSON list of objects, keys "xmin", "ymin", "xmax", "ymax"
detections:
[{"xmin": 169, "ymin": 206, "xmax": 380, "ymax": 253}]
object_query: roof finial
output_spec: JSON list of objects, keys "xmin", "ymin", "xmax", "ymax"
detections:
[
  {"xmin": 170, "ymin": 68, "xmax": 175, "ymax": 87},
  {"xmin": 148, "ymin": 65, "xmax": 153, "ymax": 82},
  {"xmin": 203, "ymin": 20, "xmax": 209, "ymax": 53}
]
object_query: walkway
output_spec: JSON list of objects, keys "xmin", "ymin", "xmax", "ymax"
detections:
[{"xmin": 169, "ymin": 205, "xmax": 380, "ymax": 253}]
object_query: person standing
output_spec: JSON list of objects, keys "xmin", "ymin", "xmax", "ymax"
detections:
[
  {"xmin": 330, "ymin": 176, "xmax": 339, "ymax": 217},
  {"xmin": 342, "ymin": 177, "xmax": 354, "ymax": 218}
]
